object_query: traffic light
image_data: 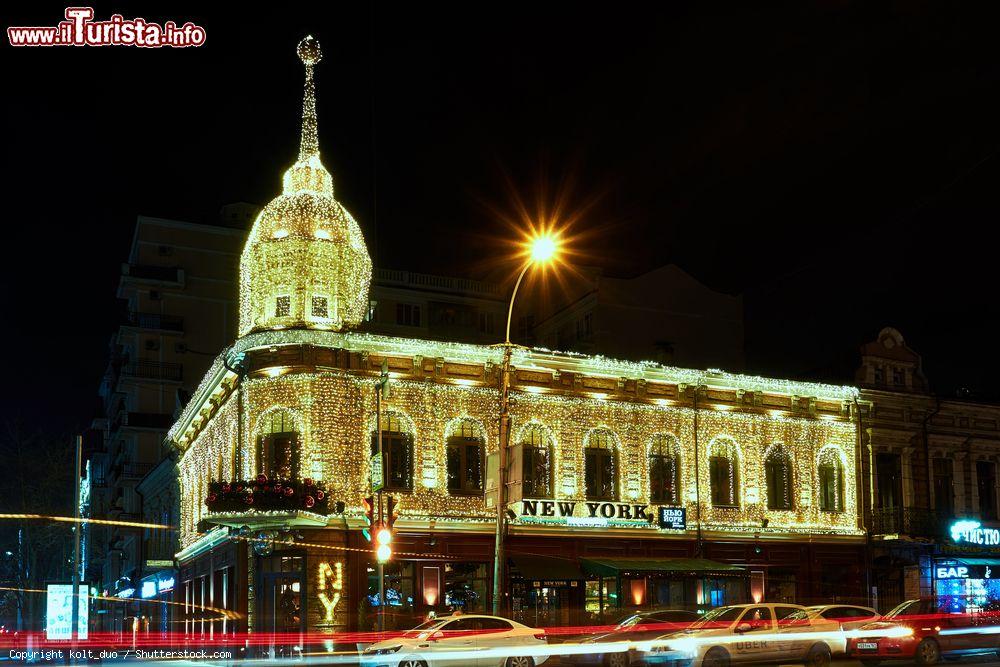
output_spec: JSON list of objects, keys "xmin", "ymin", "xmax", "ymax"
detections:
[
  {"xmin": 386, "ymin": 495, "xmax": 398, "ymax": 530},
  {"xmin": 362, "ymin": 495, "xmax": 375, "ymax": 542},
  {"xmin": 375, "ymin": 524, "xmax": 392, "ymax": 563}
]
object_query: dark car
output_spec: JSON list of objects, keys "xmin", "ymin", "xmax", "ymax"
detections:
[
  {"xmin": 847, "ymin": 598, "xmax": 1000, "ymax": 666},
  {"xmin": 565, "ymin": 610, "xmax": 700, "ymax": 667}
]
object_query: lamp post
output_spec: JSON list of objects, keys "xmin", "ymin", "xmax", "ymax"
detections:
[{"xmin": 492, "ymin": 234, "xmax": 558, "ymax": 616}]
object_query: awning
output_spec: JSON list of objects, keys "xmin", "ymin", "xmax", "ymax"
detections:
[
  {"xmin": 941, "ymin": 557, "xmax": 1000, "ymax": 566},
  {"xmin": 510, "ymin": 554, "xmax": 586, "ymax": 581},
  {"xmin": 580, "ymin": 557, "xmax": 746, "ymax": 578}
]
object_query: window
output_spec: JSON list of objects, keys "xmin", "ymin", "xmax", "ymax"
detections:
[
  {"xmin": 876, "ymin": 453, "xmax": 902, "ymax": 509},
  {"xmin": 372, "ymin": 414, "xmax": 414, "ymax": 491},
  {"xmin": 709, "ymin": 439, "xmax": 739, "ymax": 507},
  {"xmin": 585, "ymin": 429, "xmax": 617, "ymax": 500},
  {"xmin": 933, "ymin": 457, "xmax": 954, "ymax": 516},
  {"xmin": 892, "ymin": 368, "xmax": 904, "ymax": 386},
  {"xmin": 478, "ymin": 312, "xmax": 494, "ymax": 335},
  {"xmin": 275, "ymin": 294, "xmax": 291, "ymax": 317},
  {"xmin": 257, "ymin": 411, "xmax": 299, "ymax": 480},
  {"xmin": 818, "ymin": 448, "xmax": 845, "ymax": 512},
  {"xmin": 520, "ymin": 425, "xmax": 553, "ymax": 498},
  {"xmin": 765, "ymin": 446, "xmax": 794, "ymax": 510},
  {"xmin": 740, "ymin": 606, "xmax": 772, "ymax": 631},
  {"xmin": 479, "ymin": 618, "xmax": 512, "ymax": 631},
  {"xmin": 978, "ymin": 460, "xmax": 997, "ymax": 521},
  {"xmin": 311, "ymin": 295, "xmax": 329, "ymax": 318},
  {"xmin": 396, "ymin": 303, "xmax": 421, "ymax": 327},
  {"xmin": 649, "ymin": 434, "xmax": 680, "ymax": 504},
  {"xmin": 447, "ymin": 421, "xmax": 484, "ymax": 496},
  {"xmin": 873, "ymin": 366, "xmax": 884, "ymax": 384}
]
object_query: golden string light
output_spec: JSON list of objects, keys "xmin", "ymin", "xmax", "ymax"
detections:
[{"xmin": 0, "ymin": 514, "xmax": 175, "ymax": 530}]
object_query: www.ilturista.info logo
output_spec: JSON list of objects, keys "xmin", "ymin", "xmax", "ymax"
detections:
[{"xmin": 7, "ymin": 7, "xmax": 206, "ymax": 48}]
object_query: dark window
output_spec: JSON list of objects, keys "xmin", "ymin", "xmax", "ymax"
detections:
[
  {"xmin": 819, "ymin": 453, "xmax": 844, "ymax": 512},
  {"xmin": 275, "ymin": 295, "xmax": 291, "ymax": 317},
  {"xmin": 479, "ymin": 618, "xmax": 512, "ymax": 631},
  {"xmin": 892, "ymin": 368, "xmax": 904, "ymax": 385},
  {"xmin": 649, "ymin": 435, "xmax": 680, "ymax": 504},
  {"xmin": 874, "ymin": 366, "xmax": 884, "ymax": 384},
  {"xmin": 478, "ymin": 312, "xmax": 494, "ymax": 335},
  {"xmin": 979, "ymin": 461, "xmax": 997, "ymax": 520},
  {"xmin": 371, "ymin": 414, "xmax": 413, "ymax": 491},
  {"xmin": 257, "ymin": 412, "xmax": 299, "ymax": 480},
  {"xmin": 933, "ymin": 457, "xmax": 954, "ymax": 516},
  {"xmin": 521, "ymin": 426, "xmax": 552, "ymax": 498},
  {"xmin": 775, "ymin": 606, "xmax": 801, "ymax": 620},
  {"xmin": 396, "ymin": 303, "xmax": 421, "ymax": 327},
  {"xmin": 311, "ymin": 295, "xmax": 329, "ymax": 318},
  {"xmin": 876, "ymin": 453, "xmax": 902, "ymax": 510},
  {"xmin": 765, "ymin": 448, "xmax": 793, "ymax": 510},
  {"xmin": 710, "ymin": 448, "xmax": 738, "ymax": 507},
  {"xmin": 585, "ymin": 430, "xmax": 617, "ymax": 500},
  {"xmin": 447, "ymin": 422, "xmax": 483, "ymax": 496}
]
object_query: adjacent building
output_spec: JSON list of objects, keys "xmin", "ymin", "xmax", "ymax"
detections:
[
  {"xmin": 168, "ymin": 38, "xmax": 866, "ymax": 654},
  {"xmin": 857, "ymin": 327, "xmax": 1000, "ymax": 612}
]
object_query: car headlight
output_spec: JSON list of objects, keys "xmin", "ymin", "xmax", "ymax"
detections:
[
  {"xmin": 364, "ymin": 645, "xmax": 402, "ymax": 655},
  {"xmin": 884, "ymin": 627, "xmax": 914, "ymax": 638}
]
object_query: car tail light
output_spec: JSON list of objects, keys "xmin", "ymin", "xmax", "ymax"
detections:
[{"xmin": 534, "ymin": 632, "xmax": 546, "ymax": 641}]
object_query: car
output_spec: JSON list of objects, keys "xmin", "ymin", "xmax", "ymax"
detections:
[
  {"xmin": 778, "ymin": 605, "xmax": 879, "ymax": 655},
  {"xmin": 562, "ymin": 610, "xmax": 700, "ymax": 666},
  {"xmin": 846, "ymin": 598, "xmax": 1000, "ymax": 666},
  {"xmin": 361, "ymin": 613, "xmax": 550, "ymax": 667},
  {"xmin": 633, "ymin": 603, "xmax": 838, "ymax": 667}
]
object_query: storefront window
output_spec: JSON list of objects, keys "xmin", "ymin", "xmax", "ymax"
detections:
[
  {"xmin": 444, "ymin": 562, "xmax": 488, "ymax": 613},
  {"xmin": 365, "ymin": 561, "xmax": 415, "ymax": 630},
  {"xmin": 700, "ymin": 577, "xmax": 746, "ymax": 608}
]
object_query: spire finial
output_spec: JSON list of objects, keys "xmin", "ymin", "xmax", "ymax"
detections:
[
  {"xmin": 296, "ymin": 35, "xmax": 322, "ymax": 161},
  {"xmin": 282, "ymin": 35, "xmax": 333, "ymax": 195}
]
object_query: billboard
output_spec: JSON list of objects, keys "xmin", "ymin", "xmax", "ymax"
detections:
[{"xmin": 45, "ymin": 584, "xmax": 88, "ymax": 640}]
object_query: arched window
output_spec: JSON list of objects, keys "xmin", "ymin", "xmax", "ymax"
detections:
[
  {"xmin": 257, "ymin": 411, "xmax": 300, "ymax": 481},
  {"xmin": 372, "ymin": 413, "xmax": 413, "ymax": 491},
  {"xmin": 649, "ymin": 434, "xmax": 681, "ymax": 504},
  {"xmin": 585, "ymin": 429, "xmax": 618, "ymax": 501},
  {"xmin": 765, "ymin": 445, "xmax": 794, "ymax": 510},
  {"xmin": 519, "ymin": 424, "xmax": 553, "ymax": 499},
  {"xmin": 818, "ymin": 447, "xmax": 845, "ymax": 512},
  {"xmin": 447, "ymin": 419, "xmax": 484, "ymax": 496},
  {"xmin": 709, "ymin": 438, "xmax": 740, "ymax": 507}
]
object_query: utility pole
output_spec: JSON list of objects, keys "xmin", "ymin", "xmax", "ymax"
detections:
[
  {"xmin": 70, "ymin": 435, "xmax": 82, "ymax": 662},
  {"xmin": 375, "ymin": 360, "xmax": 389, "ymax": 632}
]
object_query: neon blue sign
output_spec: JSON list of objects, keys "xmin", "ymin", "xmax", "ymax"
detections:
[{"xmin": 950, "ymin": 520, "xmax": 1000, "ymax": 546}]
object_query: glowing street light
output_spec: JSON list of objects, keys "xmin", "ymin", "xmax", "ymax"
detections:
[{"xmin": 529, "ymin": 234, "xmax": 558, "ymax": 263}]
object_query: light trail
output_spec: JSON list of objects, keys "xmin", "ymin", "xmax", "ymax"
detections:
[{"xmin": 0, "ymin": 513, "xmax": 175, "ymax": 530}]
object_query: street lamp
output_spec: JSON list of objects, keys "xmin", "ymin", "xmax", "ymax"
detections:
[{"xmin": 493, "ymin": 233, "xmax": 559, "ymax": 615}]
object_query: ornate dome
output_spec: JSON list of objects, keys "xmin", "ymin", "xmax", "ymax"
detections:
[{"xmin": 239, "ymin": 36, "xmax": 372, "ymax": 336}]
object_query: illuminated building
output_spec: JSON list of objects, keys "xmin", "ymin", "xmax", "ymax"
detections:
[{"xmin": 172, "ymin": 37, "xmax": 867, "ymax": 640}]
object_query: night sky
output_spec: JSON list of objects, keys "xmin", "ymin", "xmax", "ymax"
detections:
[{"xmin": 3, "ymin": 2, "xmax": 1000, "ymax": 435}]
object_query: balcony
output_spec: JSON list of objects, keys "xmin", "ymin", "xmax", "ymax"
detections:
[
  {"xmin": 120, "ymin": 463, "xmax": 154, "ymax": 480},
  {"xmin": 120, "ymin": 360, "xmax": 182, "ymax": 382},
  {"xmin": 124, "ymin": 311, "xmax": 184, "ymax": 332},
  {"xmin": 203, "ymin": 478, "xmax": 342, "ymax": 528},
  {"xmin": 871, "ymin": 507, "xmax": 952, "ymax": 539},
  {"xmin": 122, "ymin": 264, "xmax": 181, "ymax": 283}
]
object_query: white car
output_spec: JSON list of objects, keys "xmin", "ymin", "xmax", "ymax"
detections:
[
  {"xmin": 361, "ymin": 614, "xmax": 549, "ymax": 667},
  {"xmin": 635, "ymin": 603, "xmax": 837, "ymax": 667},
  {"xmin": 778, "ymin": 605, "xmax": 878, "ymax": 656}
]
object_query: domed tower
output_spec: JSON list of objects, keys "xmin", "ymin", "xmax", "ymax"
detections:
[{"xmin": 239, "ymin": 36, "xmax": 372, "ymax": 336}]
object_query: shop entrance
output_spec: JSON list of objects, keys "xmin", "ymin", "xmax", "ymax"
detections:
[
  {"xmin": 521, "ymin": 585, "xmax": 572, "ymax": 627},
  {"xmin": 257, "ymin": 553, "xmax": 305, "ymax": 659}
]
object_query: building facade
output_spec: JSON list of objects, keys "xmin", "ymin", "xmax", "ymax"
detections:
[
  {"xmin": 85, "ymin": 215, "xmax": 244, "ymax": 632},
  {"xmin": 857, "ymin": 327, "xmax": 1000, "ymax": 612},
  {"xmin": 169, "ymin": 38, "xmax": 867, "ymax": 652}
]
